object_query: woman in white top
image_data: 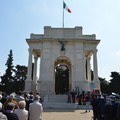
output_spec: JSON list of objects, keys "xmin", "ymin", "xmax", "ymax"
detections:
[{"xmin": 14, "ymin": 101, "xmax": 28, "ymax": 120}]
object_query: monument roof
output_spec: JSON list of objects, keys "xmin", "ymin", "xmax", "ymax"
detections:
[{"xmin": 26, "ymin": 26, "xmax": 100, "ymax": 45}]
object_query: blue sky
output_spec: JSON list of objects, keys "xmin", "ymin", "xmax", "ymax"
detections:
[{"xmin": 0, "ymin": 0, "xmax": 120, "ymax": 81}]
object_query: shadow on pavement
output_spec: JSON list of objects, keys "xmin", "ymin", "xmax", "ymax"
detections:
[
  {"xmin": 43, "ymin": 108, "xmax": 75, "ymax": 112},
  {"xmin": 80, "ymin": 111, "xmax": 87, "ymax": 114}
]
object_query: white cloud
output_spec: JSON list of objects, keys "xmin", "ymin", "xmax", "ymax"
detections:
[{"xmin": 116, "ymin": 51, "xmax": 120, "ymax": 56}]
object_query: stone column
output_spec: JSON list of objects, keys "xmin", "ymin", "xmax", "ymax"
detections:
[
  {"xmin": 37, "ymin": 55, "xmax": 41, "ymax": 94},
  {"xmin": 25, "ymin": 48, "xmax": 33, "ymax": 93},
  {"xmin": 71, "ymin": 64, "xmax": 74, "ymax": 90},
  {"xmin": 93, "ymin": 49, "xmax": 100, "ymax": 90},
  {"xmin": 39, "ymin": 50, "xmax": 43, "ymax": 81},
  {"xmin": 38, "ymin": 50, "xmax": 44, "ymax": 95},
  {"xmin": 26, "ymin": 48, "xmax": 33, "ymax": 81},
  {"xmin": 32, "ymin": 56, "xmax": 38, "ymax": 92},
  {"xmin": 86, "ymin": 56, "xmax": 91, "ymax": 82},
  {"xmin": 83, "ymin": 52, "xmax": 90, "ymax": 91},
  {"xmin": 51, "ymin": 64, "xmax": 55, "ymax": 94},
  {"xmin": 83, "ymin": 50, "xmax": 87, "ymax": 91}
]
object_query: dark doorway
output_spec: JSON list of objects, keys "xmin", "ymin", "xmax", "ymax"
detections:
[{"xmin": 55, "ymin": 64, "xmax": 69, "ymax": 94}]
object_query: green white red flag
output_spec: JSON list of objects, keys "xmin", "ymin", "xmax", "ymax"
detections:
[{"xmin": 63, "ymin": 1, "xmax": 71, "ymax": 13}]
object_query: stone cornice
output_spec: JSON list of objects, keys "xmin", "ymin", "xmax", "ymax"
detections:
[{"xmin": 26, "ymin": 38, "xmax": 100, "ymax": 45}]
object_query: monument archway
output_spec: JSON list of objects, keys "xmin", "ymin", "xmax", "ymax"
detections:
[
  {"xmin": 54, "ymin": 57, "xmax": 71, "ymax": 94},
  {"xmin": 25, "ymin": 26, "xmax": 101, "ymax": 97}
]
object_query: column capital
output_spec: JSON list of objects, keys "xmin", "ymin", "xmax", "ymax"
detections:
[
  {"xmin": 92, "ymin": 49, "xmax": 98, "ymax": 53},
  {"xmin": 28, "ymin": 48, "xmax": 33, "ymax": 52},
  {"xmin": 87, "ymin": 56, "xmax": 91, "ymax": 59},
  {"xmin": 34, "ymin": 56, "xmax": 38, "ymax": 60}
]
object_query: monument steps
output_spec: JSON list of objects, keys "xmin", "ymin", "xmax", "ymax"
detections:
[
  {"xmin": 43, "ymin": 102, "xmax": 92, "ymax": 109},
  {"xmin": 44, "ymin": 95, "xmax": 68, "ymax": 103},
  {"xmin": 43, "ymin": 95, "xmax": 92, "ymax": 109}
]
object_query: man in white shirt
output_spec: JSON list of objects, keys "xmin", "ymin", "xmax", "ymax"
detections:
[{"xmin": 29, "ymin": 95, "xmax": 43, "ymax": 120}]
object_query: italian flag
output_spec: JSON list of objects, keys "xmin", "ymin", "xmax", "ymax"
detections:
[{"xmin": 63, "ymin": 1, "xmax": 71, "ymax": 13}]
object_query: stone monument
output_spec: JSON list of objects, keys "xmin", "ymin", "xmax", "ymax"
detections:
[{"xmin": 25, "ymin": 26, "xmax": 100, "ymax": 97}]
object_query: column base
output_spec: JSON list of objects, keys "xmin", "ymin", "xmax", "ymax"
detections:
[
  {"xmin": 93, "ymin": 79, "xmax": 100, "ymax": 90},
  {"xmin": 31, "ymin": 81, "xmax": 38, "ymax": 93},
  {"xmin": 25, "ymin": 79, "xmax": 32, "ymax": 93},
  {"xmin": 84, "ymin": 80, "xmax": 90, "ymax": 92},
  {"xmin": 37, "ymin": 81, "xmax": 54, "ymax": 97}
]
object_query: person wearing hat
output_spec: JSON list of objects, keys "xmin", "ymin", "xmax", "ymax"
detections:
[{"xmin": 0, "ymin": 102, "xmax": 8, "ymax": 120}]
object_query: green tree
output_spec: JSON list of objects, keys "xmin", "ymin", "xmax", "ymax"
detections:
[
  {"xmin": 1, "ymin": 50, "xmax": 14, "ymax": 94},
  {"xmin": 109, "ymin": 71, "xmax": 120, "ymax": 94},
  {"xmin": 13, "ymin": 65, "xmax": 27, "ymax": 93},
  {"xmin": 99, "ymin": 77, "xmax": 110, "ymax": 94}
]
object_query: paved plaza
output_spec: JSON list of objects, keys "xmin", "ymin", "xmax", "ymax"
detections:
[{"xmin": 42, "ymin": 109, "xmax": 93, "ymax": 120}]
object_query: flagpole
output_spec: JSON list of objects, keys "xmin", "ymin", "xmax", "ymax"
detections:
[{"xmin": 63, "ymin": 0, "xmax": 64, "ymax": 28}]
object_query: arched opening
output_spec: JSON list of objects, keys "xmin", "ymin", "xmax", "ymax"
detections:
[{"xmin": 55, "ymin": 63, "xmax": 69, "ymax": 94}]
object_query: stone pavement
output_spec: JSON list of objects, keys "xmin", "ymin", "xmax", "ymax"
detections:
[{"xmin": 42, "ymin": 109, "xmax": 93, "ymax": 120}]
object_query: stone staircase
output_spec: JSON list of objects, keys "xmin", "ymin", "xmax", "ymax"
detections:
[
  {"xmin": 42, "ymin": 95, "xmax": 90, "ymax": 109},
  {"xmin": 43, "ymin": 95, "xmax": 68, "ymax": 103}
]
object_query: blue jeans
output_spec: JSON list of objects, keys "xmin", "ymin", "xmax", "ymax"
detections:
[{"xmin": 86, "ymin": 101, "xmax": 90, "ymax": 111}]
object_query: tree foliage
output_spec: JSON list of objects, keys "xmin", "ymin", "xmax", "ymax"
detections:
[
  {"xmin": 109, "ymin": 71, "xmax": 120, "ymax": 94},
  {"xmin": 13, "ymin": 65, "xmax": 27, "ymax": 93},
  {"xmin": 98, "ymin": 71, "xmax": 120, "ymax": 94},
  {"xmin": 99, "ymin": 77, "xmax": 110, "ymax": 94},
  {"xmin": 0, "ymin": 50, "xmax": 27, "ymax": 94},
  {"xmin": 0, "ymin": 50, "xmax": 14, "ymax": 94}
]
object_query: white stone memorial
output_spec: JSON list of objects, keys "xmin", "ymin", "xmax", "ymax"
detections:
[{"xmin": 25, "ymin": 26, "xmax": 100, "ymax": 97}]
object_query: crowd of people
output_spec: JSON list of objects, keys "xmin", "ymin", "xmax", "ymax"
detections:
[
  {"xmin": 91, "ymin": 93, "xmax": 120, "ymax": 120},
  {"xmin": 0, "ymin": 90, "xmax": 120, "ymax": 120},
  {"xmin": 67, "ymin": 89, "xmax": 120, "ymax": 120},
  {"xmin": 0, "ymin": 91, "xmax": 43, "ymax": 120}
]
